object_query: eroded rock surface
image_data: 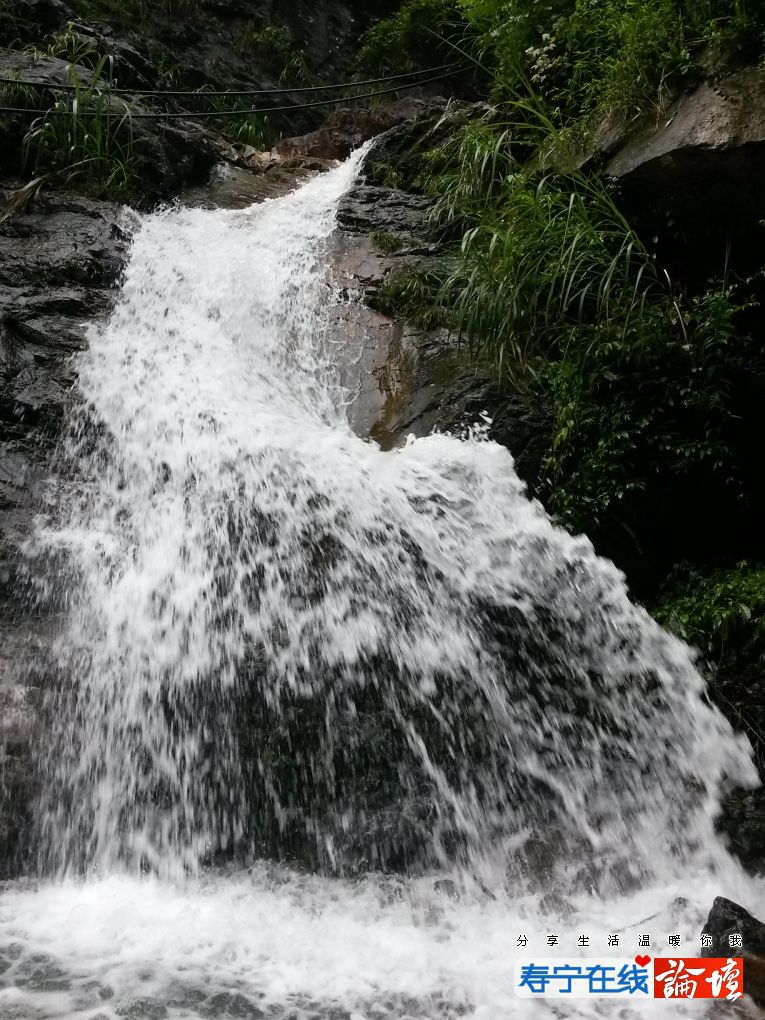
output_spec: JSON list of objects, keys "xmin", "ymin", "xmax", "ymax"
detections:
[
  {"xmin": 0, "ymin": 190, "xmax": 129, "ymax": 875},
  {"xmin": 333, "ymin": 163, "xmax": 553, "ymax": 490}
]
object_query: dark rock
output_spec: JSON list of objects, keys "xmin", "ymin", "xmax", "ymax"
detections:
[
  {"xmin": 329, "ymin": 136, "xmax": 554, "ymax": 493},
  {"xmin": 200, "ymin": 992, "xmax": 264, "ymax": 1018},
  {"xmin": 338, "ymin": 184, "xmax": 433, "ymax": 237},
  {"xmin": 701, "ymin": 897, "xmax": 765, "ymax": 1005},
  {"xmin": 0, "ymin": 189, "xmax": 128, "ymax": 877},
  {"xmin": 723, "ymin": 786, "xmax": 765, "ymax": 869},
  {"xmin": 605, "ymin": 67, "xmax": 765, "ymax": 283},
  {"xmin": 368, "ymin": 324, "xmax": 553, "ymax": 493},
  {"xmin": 274, "ymin": 98, "xmax": 452, "ymax": 161},
  {"xmin": 703, "ymin": 897, "xmax": 765, "ymax": 956},
  {"xmin": 115, "ymin": 999, "xmax": 168, "ymax": 1020}
]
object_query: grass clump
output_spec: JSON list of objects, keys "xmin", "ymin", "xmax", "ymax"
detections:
[
  {"xmin": 191, "ymin": 85, "xmax": 272, "ymax": 149},
  {"xmin": 369, "ymin": 265, "xmax": 450, "ymax": 329},
  {"xmin": 21, "ymin": 57, "xmax": 136, "ymax": 197},
  {"xmin": 239, "ymin": 22, "xmax": 312, "ymax": 85},
  {"xmin": 371, "ymin": 230, "xmax": 405, "ymax": 253},
  {"xmin": 24, "ymin": 20, "xmax": 100, "ymax": 66}
]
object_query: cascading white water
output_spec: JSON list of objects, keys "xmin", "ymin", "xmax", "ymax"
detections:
[{"xmin": 1, "ymin": 149, "xmax": 764, "ymax": 1020}]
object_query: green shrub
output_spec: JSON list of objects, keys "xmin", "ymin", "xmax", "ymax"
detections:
[
  {"xmin": 653, "ymin": 562, "xmax": 765, "ymax": 662},
  {"xmin": 415, "ymin": 113, "xmax": 757, "ymax": 532},
  {"xmin": 24, "ymin": 20, "xmax": 100, "ymax": 67},
  {"xmin": 541, "ymin": 285, "xmax": 749, "ymax": 530},
  {"xmin": 364, "ymin": 0, "xmax": 765, "ymax": 119},
  {"xmin": 190, "ymin": 85, "xmax": 273, "ymax": 149},
  {"xmin": 356, "ymin": 0, "xmax": 466, "ymax": 76}
]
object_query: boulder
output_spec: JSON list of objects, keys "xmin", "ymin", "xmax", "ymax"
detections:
[
  {"xmin": 702, "ymin": 897, "xmax": 765, "ymax": 1006},
  {"xmin": 703, "ymin": 897, "xmax": 765, "ymax": 957},
  {"xmin": 605, "ymin": 68, "xmax": 765, "ymax": 280}
]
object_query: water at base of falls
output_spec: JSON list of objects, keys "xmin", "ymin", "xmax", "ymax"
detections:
[{"xmin": 1, "ymin": 149, "xmax": 764, "ymax": 1019}]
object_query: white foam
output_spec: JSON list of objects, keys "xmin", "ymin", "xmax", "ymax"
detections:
[{"xmin": 1, "ymin": 866, "xmax": 762, "ymax": 1018}]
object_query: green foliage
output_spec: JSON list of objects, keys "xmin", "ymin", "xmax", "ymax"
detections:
[
  {"xmin": 368, "ymin": 162, "xmax": 406, "ymax": 189},
  {"xmin": 429, "ymin": 116, "xmax": 660, "ymax": 379},
  {"xmin": 24, "ymin": 20, "xmax": 100, "ymax": 66},
  {"xmin": 415, "ymin": 114, "xmax": 757, "ymax": 532},
  {"xmin": 365, "ymin": 0, "xmax": 765, "ymax": 544},
  {"xmin": 22, "ymin": 57, "xmax": 136, "ymax": 197},
  {"xmin": 371, "ymin": 230, "xmax": 405, "ymax": 253},
  {"xmin": 190, "ymin": 85, "xmax": 273, "ymax": 149},
  {"xmin": 541, "ymin": 285, "xmax": 749, "ymax": 530},
  {"xmin": 356, "ymin": 0, "xmax": 466, "ymax": 76},
  {"xmin": 362, "ymin": 0, "xmax": 765, "ymax": 119},
  {"xmin": 0, "ymin": 72, "xmax": 44, "ymax": 109},
  {"xmin": 369, "ymin": 265, "xmax": 450, "ymax": 328},
  {"xmin": 240, "ymin": 22, "xmax": 311, "ymax": 85},
  {"xmin": 653, "ymin": 562, "xmax": 765, "ymax": 662}
]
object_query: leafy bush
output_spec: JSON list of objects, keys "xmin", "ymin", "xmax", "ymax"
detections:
[
  {"xmin": 361, "ymin": 0, "xmax": 765, "ymax": 118},
  {"xmin": 653, "ymin": 562, "xmax": 765, "ymax": 662},
  {"xmin": 541, "ymin": 285, "xmax": 750, "ymax": 530},
  {"xmin": 356, "ymin": 0, "xmax": 466, "ymax": 76},
  {"xmin": 412, "ymin": 114, "xmax": 757, "ymax": 532}
]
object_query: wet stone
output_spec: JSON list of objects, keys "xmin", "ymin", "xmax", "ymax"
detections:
[
  {"xmin": 81, "ymin": 979, "xmax": 114, "ymax": 1000},
  {"xmin": 115, "ymin": 998, "xmax": 169, "ymax": 1019},
  {"xmin": 166, "ymin": 984, "xmax": 207, "ymax": 1008},
  {"xmin": 200, "ymin": 992, "xmax": 265, "ymax": 1018}
]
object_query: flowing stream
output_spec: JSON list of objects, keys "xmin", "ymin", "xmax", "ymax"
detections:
[{"xmin": 1, "ymin": 148, "xmax": 764, "ymax": 1019}]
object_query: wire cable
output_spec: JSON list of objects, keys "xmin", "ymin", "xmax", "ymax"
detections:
[
  {"xmin": 0, "ymin": 63, "xmax": 457, "ymax": 98},
  {"xmin": 0, "ymin": 67, "xmax": 459, "ymax": 119}
]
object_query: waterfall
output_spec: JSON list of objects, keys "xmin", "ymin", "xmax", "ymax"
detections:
[{"xmin": 0, "ymin": 149, "xmax": 762, "ymax": 1020}]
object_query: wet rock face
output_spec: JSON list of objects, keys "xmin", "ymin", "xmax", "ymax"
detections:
[
  {"xmin": 0, "ymin": 190, "xmax": 129, "ymax": 877},
  {"xmin": 333, "ymin": 162, "xmax": 553, "ymax": 493}
]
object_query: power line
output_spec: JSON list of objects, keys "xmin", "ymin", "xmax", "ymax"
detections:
[
  {"xmin": 0, "ymin": 63, "xmax": 457, "ymax": 98},
  {"xmin": 0, "ymin": 68, "xmax": 459, "ymax": 119}
]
